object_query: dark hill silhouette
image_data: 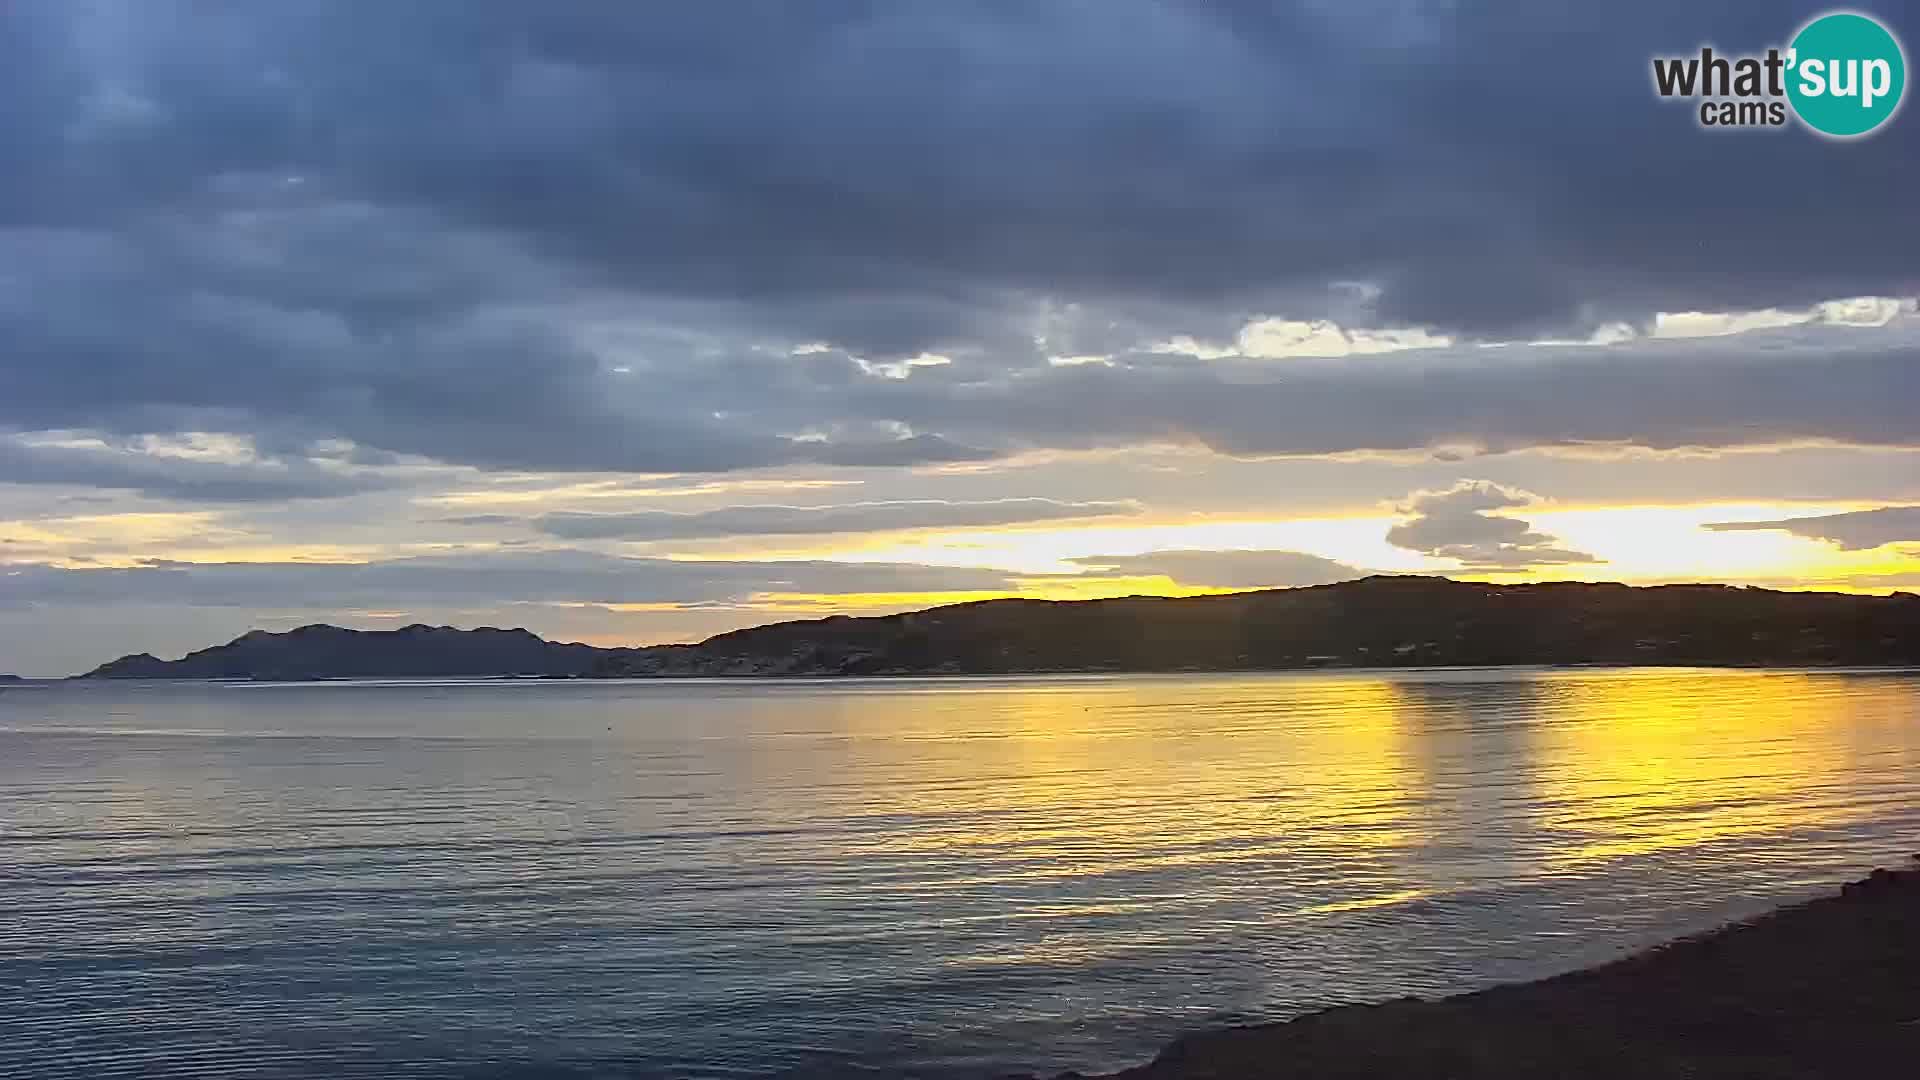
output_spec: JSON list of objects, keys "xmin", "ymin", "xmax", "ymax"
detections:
[
  {"xmin": 77, "ymin": 577, "xmax": 1920, "ymax": 680},
  {"xmin": 81, "ymin": 623, "xmax": 645, "ymax": 681}
]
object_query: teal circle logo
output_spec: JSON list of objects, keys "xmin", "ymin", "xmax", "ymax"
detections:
[{"xmin": 1787, "ymin": 12, "xmax": 1906, "ymax": 137}]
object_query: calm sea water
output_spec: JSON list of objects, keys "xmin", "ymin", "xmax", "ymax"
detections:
[{"xmin": 2, "ymin": 668, "xmax": 1918, "ymax": 1078}]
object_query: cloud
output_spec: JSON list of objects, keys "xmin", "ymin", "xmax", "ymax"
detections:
[
  {"xmin": 803, "ymin": 434, "xmax": 994, "ymax": 467},
  {"xmin": 1386, "ymin": 480, "xmax": 1596, "ymax": 568},
  {"xmin": 0, "ymin": 434, "xmax": 399, "ymax": 501},
  {"xmin": 1706, "ymin": 506, "xmax": 1920, "ymax": 551},
  {"xmin": 3, "ymin": 2, "xmax": 1918, "ymax": 482},
  {"xmin": 862, "ymin": 317, "xmax": 1920, "ymax": 461},
  {"xmin": 0, "ymin": 550, "xmax": 1021, "ymax": 612},
  {"xmin": 1065, "ymin": 549, "xmax": 1364, "ymax": 589},
  {"xmin": 534, "ymin": 498, "xmax": 1140, "ymax": 540}
]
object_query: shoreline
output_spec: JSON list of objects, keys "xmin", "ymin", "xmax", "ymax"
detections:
[
  {"xmin": 49, "ymin": 662, "xmax": 1920, "ymax": 684},
  {"xmin": 1058, "ymin": 858, "xmax": 1920, "ymax": 1079}
]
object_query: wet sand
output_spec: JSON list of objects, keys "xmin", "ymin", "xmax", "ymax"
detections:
[{"xmin": 1072, "ymin": 858, "xmax": 1920, "ymax": 1079}]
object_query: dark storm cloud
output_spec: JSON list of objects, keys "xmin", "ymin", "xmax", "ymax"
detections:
[
  {"xmin": 1386, "ymin": 480, "xmax": 1596, "ymax": 568},
  {"xmin": 0, "ymin": 210, "xmax": 981, "ymax": 474},
  {"xmin": 1066, "ymin": 549, "xmax": 1365, "ymax": 589},
  {"xmin": 2, "ymin": 1, "xmax": 1918, "ymax": 479},
  {"xmin": 1706, "ymin": 506, "xmax": 1920, "ymax": 550},
  {"xmin": 535, "ymin": 498, "xmax": 1140, "ymax": 541}
]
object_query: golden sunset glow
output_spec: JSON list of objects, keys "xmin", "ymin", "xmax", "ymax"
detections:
[
  {"xmin": 660, "ymin": 500, "xmax": 1920, "ymax": 601},
  {"xmin": 15, "ymin": 499, "xmax": 1915, "ymax": 639},
  {"xmin": 1519, "ymin": 503, "xmax": 1914, "ymax": 584}
]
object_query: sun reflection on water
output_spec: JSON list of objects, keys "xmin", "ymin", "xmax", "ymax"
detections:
[
  {"xmin": 712, "ymin": 669, "xmax": 1920, "ymax": 925},
  {"xmin": 1531, "ymin": 670, "xmax": 1889, "ymax": 865}
]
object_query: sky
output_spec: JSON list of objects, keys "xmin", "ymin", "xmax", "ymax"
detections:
[{"xmin": 2, "ymin": 1, "xmax": 1919, "ymax": 675}]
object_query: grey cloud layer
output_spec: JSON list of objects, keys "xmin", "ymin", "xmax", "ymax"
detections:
[
  {"xmin": 13, "ymin": 1, "xmax": 1910, "ymax": 334},
  {"xmin": 858, "ymin": 322, "xmax": 1920, "ymax": 459},
  {"xmin": 0, "ymin": 551, "xmax": 1021, "ymax": 613},
  {"xmin": 1707, "ymin": 506, "xmax": 1920, "ymax": 550},
  {"xmin": 0, "ymin": 436, "xmax": 398, "ymax": 501},
  {"xmin": 4, "ymin": 1, "xmax": 1919, "ymax": 482},
  {"xmin": 534, "ymin": 498, "xmax": 1140, "ymax": 540}
]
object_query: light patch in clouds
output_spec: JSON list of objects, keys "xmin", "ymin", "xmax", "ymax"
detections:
[
  {"xmin": 533, "ymin": 498, "xmax": 1141, "ymax": 541},
  {"xmin": 0, "ymin": 433, "xmax": 402, "ymax": 502},
  {"xmin": 1652, "ymin": 309, "xmax": 1810, "ymax": 340},
  {"xmin": 1, "ymin": 511, "xmax": 229, "ymax": 563},
  {"xmin": 1705, "ymin": 506, "xmax": 1920, "ymax": 551},
  {"xmin": 1386, "ymin": 480, "xmax": 1596, "ymax": 569},
  {"xmin": 1816, "ymin": 297, "xmax": 1915, "ymax": 327},
  {"xmin": 1650, "ymin": 296, "xmax": 1914, "ymax": 339},
  {"xmin": 422, "ymin": 476, "xmax": 864, "ymax": 509},
  {"xmin": 1154, "ymin": 318, "xmax": 1453, "ymax": 360}
]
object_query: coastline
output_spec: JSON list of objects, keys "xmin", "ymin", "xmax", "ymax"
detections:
[
  {"xmin": 71, "ymin": 579, "xmax": 1920, "ymax": 680},
  {"xmin": 61, "ymin": 661, "xmax": 1920, "ymax": 683},
  {"xmin": 1059, "ymin": 858, "xmax": 1920, "ymax": 1079}
]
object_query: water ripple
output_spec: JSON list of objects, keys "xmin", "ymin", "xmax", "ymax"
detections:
[{"xmin": 3, "ymin": 669, "xmax": 1918, "ymax": 1078}]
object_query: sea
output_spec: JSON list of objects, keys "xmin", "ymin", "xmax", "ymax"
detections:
[{"xmin": 2, "ymin": 667, "xmax": 1918, "ymax": 1078}]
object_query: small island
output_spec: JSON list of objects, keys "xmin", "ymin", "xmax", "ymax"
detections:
[{"xmin": 76, "ymin": 576, "xmax": 1920, "ymax": 681}]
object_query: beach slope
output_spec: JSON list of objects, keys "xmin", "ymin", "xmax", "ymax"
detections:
[{"xmin": 1082, "ymin": 860, "xmax": 1920, "ymax": 1079}]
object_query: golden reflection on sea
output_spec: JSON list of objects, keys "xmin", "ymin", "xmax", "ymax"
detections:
[
  {"xmin": 1533, "ymin": 670, "xmax": 1893, "ymax": 865},
  {"xmin": 727, "ymin": 669, "xmax": 1920, "ymax": 917},
  {"xmin": 6, "ymin": 670, "xmax": 1918, "ymax": 1078}
]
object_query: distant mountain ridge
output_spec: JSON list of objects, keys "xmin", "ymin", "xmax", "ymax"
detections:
[
  {"xmin": 77, "ymin": 576, "xmax": 1920, "ymax": 680},
  {"xmin": 82, "ymin": 623, "xmax": 648, "ymax": 681}
]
